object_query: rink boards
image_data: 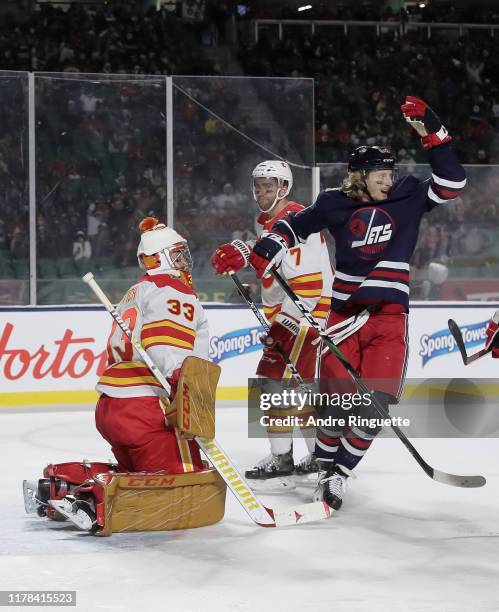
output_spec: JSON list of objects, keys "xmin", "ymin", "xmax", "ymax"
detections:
[{"xmin": 0, "ymin": 302, "xmax": 498, "ymax": 406}]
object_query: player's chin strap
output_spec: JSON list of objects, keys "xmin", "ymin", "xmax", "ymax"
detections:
[
  {"xmin": 254, "ymin": 181, "xmax": 287, "ymax": 214},
  {"xmin": 82, "ymin": 272, "xmax": 332, "ymax": 527},
  {"xmin": 269, "ymin": 267, "xmax": 486, "ymax": 490},
  {"xmin": 360, "ymin": 171, "xmax": 375, "ymax": 201}
]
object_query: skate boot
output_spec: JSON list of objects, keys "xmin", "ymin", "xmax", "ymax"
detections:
[
  {"xmin": 245, "ymin": 451, "xmax": 296, "ymax": 490},
  {"xmin": 294, "ymin": 453, "xmax": 319, "ymax": 477},
  {"xmin": 49, "ymin": 495, "xmax": 98, "ymax": 533},
  {"xmin": 313, "ymin": 464, "xmax": 349, "ymax": 510}
]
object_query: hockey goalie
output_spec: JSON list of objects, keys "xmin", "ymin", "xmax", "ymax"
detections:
[{"xmin": 22, "ymin": 217, "xmax": 226, "ymax": 535}]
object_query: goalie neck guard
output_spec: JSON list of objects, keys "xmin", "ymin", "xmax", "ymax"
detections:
[{"xmin": 137, "ymin": 217, "xmax": 193, "ymax": 281}]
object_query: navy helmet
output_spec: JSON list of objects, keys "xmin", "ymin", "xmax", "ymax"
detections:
[{"xmin": 348, "ymin": 146, "xmax": 395, "ymax": 172}]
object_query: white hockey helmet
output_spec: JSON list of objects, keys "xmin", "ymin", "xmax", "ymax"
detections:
[
  {"xmin": 251, "ymin": 160, "xmax": 293, "ymax": 212},
  {"xmin": 137, "ymin": 216, "xmax": 192, "ymax": 278}
]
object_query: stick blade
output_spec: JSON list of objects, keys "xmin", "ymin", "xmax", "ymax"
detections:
[
  {"xmin": 432, "ymin": 470, "xmax": 486, "ymax": 488},
  {"xmin": 448, "ymin": 319, "xmax": 468, "ymax": 364},
  {"xmin": 272, "ymin": 501, "xmax": 333, "ymax": 526}
]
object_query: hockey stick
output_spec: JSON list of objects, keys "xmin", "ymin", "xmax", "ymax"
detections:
[
  {"xmin": 82, "ymin": 272, "xmax": 332, "ymax": 526},
  {"xmin": 448, "ymin": 319, "xmax": 492, "ymax": 365},
  {"xmin": 270, "ymin": 268, "xmax": 486, "ymax": 489},
  {"xmin": 228, "ymin": 271, "xmax": 304, "ymax": 384}
]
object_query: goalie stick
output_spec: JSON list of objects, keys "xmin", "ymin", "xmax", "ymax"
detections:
[
  {"xmin": 270, "ymin": 267, "xmax": 486, "ymax": 489},
  {"xmin": 82, "ymin": 272, "xmax": 332, "ymax": 527},
  {"xmin": 448, "ymin": 319, "xmax": 493, "ymax": 365}
]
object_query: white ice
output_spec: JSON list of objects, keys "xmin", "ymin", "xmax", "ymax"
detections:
[{"xmin": 1, "ymin": 403, "xmax": 499, "ymax": 612}]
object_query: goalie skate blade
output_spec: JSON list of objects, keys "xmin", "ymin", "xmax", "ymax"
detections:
[
  {"xmin": 432, "ymin": 470, "xmax": 486, "ymax": 488},
  {"xmin": 22, "ymin": 480, "xmax": 39, "ymax": 514},
  {"xmin": 272, "ymin": 501, "xmax": 333, "ymax": 527}
]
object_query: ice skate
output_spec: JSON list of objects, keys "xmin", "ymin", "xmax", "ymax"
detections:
[
  {"xmin": 49, "ymin": 495, "xmax": 98, "ymax": 533},
  {"xmin": 23, "ymin": 480, "xmax": 44, "ymax": 515},
  {"xmin": 245, "ymin": 451, "xmax": 296, "ymax": 490},
  {"xmin": 313, "ymin": 464, "xmax": 349, "ymax": 510},
  {"xmin": 23, "ymin": 478, "xmax": 52, "ymax": 517},
  {"xmin": 294, "ymin": 452, "xmax": 319, "ymax": 483}
]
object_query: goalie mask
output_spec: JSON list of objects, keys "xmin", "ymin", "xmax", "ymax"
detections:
[
  {"xmin": 137, "ymin": 217, "xmax": 193, "ymax": 282},
  {"xmin": 252, "ymin": 160, "xmax": 293, "ymax": 213}
]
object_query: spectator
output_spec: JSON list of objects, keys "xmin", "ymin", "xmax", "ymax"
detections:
[{"xmin": 72, "ymin": 230, "xmax": 92, "ymax": 263}]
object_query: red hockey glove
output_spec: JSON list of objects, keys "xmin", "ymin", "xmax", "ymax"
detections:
[
  {"xmin": 211, "ymin": 239, "xmax": 250, "ymax": 275},
  {"xmin": 401, "ymin": 95, "xmax": 452, "ymax": 150},
  {"xmin": 485, "ymin": 311, "xmax": 499, "ymax": 358},
  {"xmin": 167, "ymin": 367, "xmax": 182, "ymax": 398},
  {"xmin": 256, "ymin": 314, "xmax": 299, "ymax": 379},
  {"xmin": 249, "ymin": 232, "xmax": 289, "ymax": 280}
]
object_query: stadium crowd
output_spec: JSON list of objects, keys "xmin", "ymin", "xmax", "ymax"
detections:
[
  {"xmin": 246, "ymin": 2, "xmax": 499, "ymax": 23},
  {"xmin": 0, "ymin": 1, "xmax": 498, "ymax": 303}
]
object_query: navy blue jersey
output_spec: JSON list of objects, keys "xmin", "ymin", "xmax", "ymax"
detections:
[{"xmin": 273, "ymin": 143, "xmax": 466, "ymax": 311}]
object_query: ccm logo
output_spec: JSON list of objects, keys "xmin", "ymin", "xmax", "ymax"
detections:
[{"xmin": 124, "ymin": 477, "xmax": 176, "ymax": 487}]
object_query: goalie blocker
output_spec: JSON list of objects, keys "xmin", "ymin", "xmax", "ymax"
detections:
[{"xmin": 22, "ymin": 357, "xmax": 227, "ymax": 536}]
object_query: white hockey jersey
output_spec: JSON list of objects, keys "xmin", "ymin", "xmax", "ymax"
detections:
[
  {"xmin": 257, "ymin": 202, "xmax": 333, "ymax": 326},
  {"xmin": 96, "ymin": 274, "xmax": 209, "ymax": 398}
]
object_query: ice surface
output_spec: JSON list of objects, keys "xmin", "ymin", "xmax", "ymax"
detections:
[{"xmin": 1, "ymin": 404, "xmax": 499, "ymax": 612}]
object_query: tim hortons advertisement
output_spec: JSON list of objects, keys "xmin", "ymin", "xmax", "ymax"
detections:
[{"xmin": 0, "ymin": 304, "xmax": 498, "ymax": 405}]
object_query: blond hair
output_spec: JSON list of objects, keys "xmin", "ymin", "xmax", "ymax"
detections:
[{"xmin": 340, "ymin": 171, "xmax": 366, "ymax": 201}]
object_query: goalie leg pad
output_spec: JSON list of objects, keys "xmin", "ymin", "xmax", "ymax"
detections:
[
  {"xmin": 169, "ymin": 356, "xmax": 221, "ymax": 438},
  {"xmin": 92, "ymin": 468, "xmax": 227, "ymax": 536}
]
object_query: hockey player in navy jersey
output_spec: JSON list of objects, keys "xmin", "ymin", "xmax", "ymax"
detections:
[{"xmin": 249, "ymin": 96, "xmax": 466, "ymax": 510}]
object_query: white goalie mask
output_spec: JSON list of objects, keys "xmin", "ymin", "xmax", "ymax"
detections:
[
  {"xmin": 137, "ymin": 219, "xmax": 193, "ymax": 278},
  {"xmin": 252, "ymin": 160, "xmax": 293, "ymax": 213}
]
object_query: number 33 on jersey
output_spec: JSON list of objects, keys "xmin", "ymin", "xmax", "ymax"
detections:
[{"xmin": 96, "ymin": 274, "xmax": 209, "ymax": 399}]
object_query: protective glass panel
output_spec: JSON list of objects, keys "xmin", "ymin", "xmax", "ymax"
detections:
[
  {"xmin": 34, "ymin": 73, "xmax": 167, "ymax": 305},
  {"xmin": 172, "ymin": 75, "xmax": 314, "ymax": 303},
  {"xmin": 319, "ymin": 163, "xmax": 499, "ymax": 301},
  {"xmin": 0, "ymin": 71, "xmax": 29, "ymax": 305}
]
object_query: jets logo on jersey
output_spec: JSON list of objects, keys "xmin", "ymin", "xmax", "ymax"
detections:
[{"xmin": 348, "ymin": 207, "xmax": 395, "ymax": 260}]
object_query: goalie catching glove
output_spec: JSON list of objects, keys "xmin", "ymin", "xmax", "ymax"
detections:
[
  {"xmin": 211, "ymin": 240, "xmax": 251, "ymax": 275},
  {"xmin": 249, "ymin": 232, "xmax": 290, "ymax": 279},
  {"xmin": 485, "ymin": 310, "xmax": 499, "ymax": 358},
  {"xmin": 401, "ymin": 95, "xmax": 452, "ymax": 150}
]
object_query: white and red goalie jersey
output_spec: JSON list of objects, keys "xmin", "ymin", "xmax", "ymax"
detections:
[
  {"xmin": 258, "ymin": 202, "xmax": 333, "ymax": 327},
  {"xmin": 96, "ymin": 274, "xmax": 209, "ymax": 398}
]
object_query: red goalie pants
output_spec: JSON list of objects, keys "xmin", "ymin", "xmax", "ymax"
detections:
[
  {"xmin": 95, "ymin": 394, "xmax": 203, "ymax": 473},
  {"xmin": 320, "ymin": 305, "xmax": 409, "ymax": 398}
]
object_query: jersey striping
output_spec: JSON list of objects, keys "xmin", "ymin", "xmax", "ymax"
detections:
[
  {"xmin": 96, "ymin": 274, "xmax": 209, "ymax": 398},
  {"xmin": 273, "ymin": 143, "xmax": 465, "ymax": 311},
  {"xmin": 258, "ymin": 202, "xmax": 333, "ymax": 325}
]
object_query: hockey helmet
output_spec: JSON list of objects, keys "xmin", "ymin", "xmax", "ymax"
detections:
[
  {"xmin": 348, "ymin": 146, "xmax": 396, "ymax": 173},
  {"xmin": 252, "ymin": 160, "xmax": 293, "ymax": 212},
  {"xmin": 137, "ymin": 217, "xmax": 192, "ymax": 278}
]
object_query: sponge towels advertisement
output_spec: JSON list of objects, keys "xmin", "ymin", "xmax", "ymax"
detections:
[{"xmin": 0, "ymin": 303, "xmax": 497, "ymax": 405}]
